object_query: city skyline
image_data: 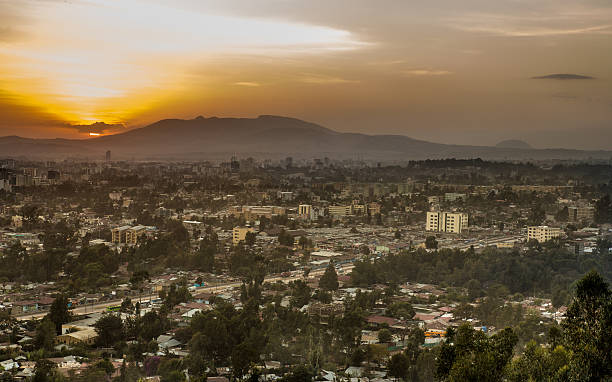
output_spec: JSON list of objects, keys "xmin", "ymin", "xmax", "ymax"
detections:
[{"xmin": 1, "ymin": 0, "xmax": 611, "ymax": 149}]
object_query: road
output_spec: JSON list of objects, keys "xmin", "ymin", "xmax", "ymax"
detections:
[{"xmin": 14, "ymin": 263, "xmax": 354, "ymax": 321}]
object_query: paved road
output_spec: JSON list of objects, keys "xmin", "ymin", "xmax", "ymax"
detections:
[{"xmin": 14, "ymin": 263, "xmax": 354, "ymax": 321}]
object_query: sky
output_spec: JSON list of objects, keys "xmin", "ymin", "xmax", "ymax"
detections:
[{"xmin": 0, "ymin": 0, "xmax": 611, "ymax": 149}]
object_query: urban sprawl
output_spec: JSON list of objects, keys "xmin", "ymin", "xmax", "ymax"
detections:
[{"xmin": 0, "ymin": 156, "xmax": 610, "ymax": 381}]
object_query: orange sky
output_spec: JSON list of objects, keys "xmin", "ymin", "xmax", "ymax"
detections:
[{"xmin": 1, "ymin": 0, "xmax": 611, "ymax": 149}]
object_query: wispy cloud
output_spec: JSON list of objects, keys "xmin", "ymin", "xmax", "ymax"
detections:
[
  {"xmin": 234, "ymin": 81, "xmax": 261, "ymax": 87},
  {"xmin": 401, "ymin": 69, "xmax": 453, "ymax": 77},
  {"xmin": 533, "ymin": 73, "xmax": 595, "ymax": 80},
  {"xmin": 458, "ymin": 23, "xmax": 612, "ymax": 37},
  {"xmin": 298, "ymin": 73, "xmax": 359, "ymax": 84}
]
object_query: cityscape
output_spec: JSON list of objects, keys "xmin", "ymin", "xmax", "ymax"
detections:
[
  {"xmin": 0, "ymin": 156, "xmax": 610, "ymax": 381},
  {"xmin": 0, "ymin": 0, "xmax": 611, "ymax": 381}
]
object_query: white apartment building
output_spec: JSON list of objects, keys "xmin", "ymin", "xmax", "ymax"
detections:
[
  {"xmin": 426, "ymin": 211, "xmax": 469, "ymax": 234},
  {"xmin": 328, "ymin": 205, "xmax": 352, "ymax": 217},
  {"xmin": 527, "ymin": 226, "xmax": 562, "ymax": 242}
]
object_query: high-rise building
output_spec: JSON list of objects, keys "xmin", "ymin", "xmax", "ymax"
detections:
[
  {"xmin": 105, "ymin": 150, "xmax": 111, "ymax": 162},
  {"xmin": 527, "ymin": 226, "xmax": 562, "ymax": 242},
  {"xmin": 568, "ymin": 206, "xmax": 594, "ymax": 223},
  {"xmin": 298, "ymin": 204, "xmax": 316, "ymax": 220},
  {"xmin": 328, "ymin": 205, "xmax": 352, "ymax": 217},
  {"xmin": 233, "ymin": 226, "xmax": 255, "ymax": 245},
  {"xmin": 426, "ymin": 211, "xmax": 469, "ymax": 234},
  {"xmin": 111, "ymin": 226, "xmax": 131, "ymax": 244}
]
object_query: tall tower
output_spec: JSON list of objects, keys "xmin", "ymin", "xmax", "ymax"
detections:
[{"xmin": 105, "ymin": 150, "xmax": 111, "ymax": 162}]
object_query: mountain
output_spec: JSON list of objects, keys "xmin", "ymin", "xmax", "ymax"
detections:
[
  {"xmin": 496, "ymin": 140, "xmax": 532, "ymax": 149},
  {"xmin": 1, "ymin": 115, "xmax": 611, "ymax": 161}
]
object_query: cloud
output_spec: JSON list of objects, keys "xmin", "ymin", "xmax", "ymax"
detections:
[
  {"xmin": 532, "ymin": 74, "xmax": 595, "ymax": 80},
  {"xmin": 298, "ymin": 73, "xmax": 359, "ymax": 84},
  {"xmin": 67, "ymin": 122, "xmax": 125, "ymax": 135},
  {"xmin": 234, "ymin": 81, "xmax": 261, "ymax": 87},
  {"xmin": 456, "ymin": 24, "xmax": 612, "ymax": 37},
  {"xmin": 401, "ymin": 69, "xmax": 453, "ymax": 77}
]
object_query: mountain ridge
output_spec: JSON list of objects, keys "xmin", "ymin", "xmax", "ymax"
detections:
[{"xmin": 0, "ymin": 115, "xmax": 610, "ymax": 161}]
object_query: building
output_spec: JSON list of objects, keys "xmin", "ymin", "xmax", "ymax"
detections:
[
  {"xmin": 105, "ymin": 150, "xmax": 111, "ymax": 162},
  {"xmin": 445, "ymin": 193, "xmax": 467, "ymax": 202},
  {"xmin": 426, "ymin": 211, "xmax": 469, "ymax": 234},
  {"xmin": 228, "ymin": 205, "xmax": 286, "ymax": 220},
  {"xmin": 58, "ymin": 324, "xmax": 97, "ymax": 345},
  {"xmin": 298, "ymin": 204, "xmax": 316, "ymax": 221},
  {"xmin": 368, "ymin": 202, "xmax": 381, "ymax": 215},
  {"xmin": 232, "ymin": 226, "xmax": 255, "ymax": 245},
  {"xmin": 328, "ymin": 205, "xmax": 352, "ymax": 217},
  {"xmin": 568, "ymin": 206, "xmax": 594, "ymax": 223},
  {"xmin": 125, "ymin": 225, "xmax": 146, "ymax": 245},
  {"xmin": 527, "ymin": 226, "xmax": 562, "ymax": 242},
  {"xmin": 112, "ymin": 225, "xmax": 150, "ymax": 245}
]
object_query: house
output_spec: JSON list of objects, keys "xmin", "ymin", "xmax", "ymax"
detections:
[
  {"xmin": 57, "ymin": 325, "xmax": 97, "ymax": 345},
  {"xmin": 11, "ymin": 300, "xmax": 38, "ymax": 315}
]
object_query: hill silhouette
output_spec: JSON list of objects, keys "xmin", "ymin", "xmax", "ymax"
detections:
[{"xmin": 0, "ymin": 115, "xmax": 610, "ymax": 160}]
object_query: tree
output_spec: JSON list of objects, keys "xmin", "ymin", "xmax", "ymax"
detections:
[
  {"xmin": 594, "ymin": 194, "xmax": 612, "ymax": 224},
  {"xmin": 34, "ymin": 319, "xmax": 56, "ymax": 351},
  {"xmin": 279, "ymin": 365, "xmax": 314, "ymax": 382},
  {"xmin": 562, "ymin": 271, "xmax": 612, "ymax": 381},
  {"xmin": 231, "ymin": 341, "xmax": 258, "ymax": 379},
  {"xmin": 506, "ymin": 341, "xmax": 569, "ymax": 382},
  {"xmin": 378, "ymin": 328, "xmax": 393, "ymax": 343},
  {"xmin": 386, "ymin": 302, "xmax": 415, "ymax": 320},
  {"xmin": 425, "ymin": 236, "xmax": 438, "ymax": 250},
  {"xmin": 388, "ymin": 353, "xmax": 410, "ymax": 380},
  {"xmin": 94, "ymin": 313, "xmax": 125, "ymax": 347},
  {"xmin": 555, "ymin": 206, "xmax": 569, "ymax": 222},
  {"xmin": 528, "ymin": 204, "xmax": 546, "ymax": 225},
  {"xmin": 465, "ymin": 279, "xmax": 482, "ymax": 301},
  {"xmin": 245, "ymin": 231, "xmax": 257, "ymax": 246},
  {"xmin": 45, "ymin": 294, "xmax": 72, "ymax": 334},
  {"xmin": 289, "ymin": 280, "xmax": 311, "ymax": 308},
  {"xmin": 435, "ymin": 324, "xmax": 517, "ymax": 382},
  {"xmin": 319, "ymin": 263, "xmax": 339, "ymax": 291},
  {"xmin": 298, "ymin": 236, "xmax": 310, "ymax": 250},
  {"xmin": 121, "ymin": 297, "xmax": 135, "ymax": 314},
  {"xmin": 33, "ymin": 359, "xmax": 58, "ymax": 382},
  {"xmin": 278, "ymin": 230, "xmax": 294, "ymax": 246}
]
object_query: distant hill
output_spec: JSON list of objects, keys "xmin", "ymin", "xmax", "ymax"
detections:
[
  {"xmin": 0, "ymin": 115, "xmax": 610, "ymax": 161},
  {"xmin": 496, "ymin": 140, "xmax": 532, "ymax": 149}
]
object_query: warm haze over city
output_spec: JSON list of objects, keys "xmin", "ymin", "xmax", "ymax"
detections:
[
  {"xmin": 1, "ymin": 1, "xmax": 612, "ymax": 381},
  {"xmin": 1, "ymin": 0, "xmax": 612, "ymax": 149}
]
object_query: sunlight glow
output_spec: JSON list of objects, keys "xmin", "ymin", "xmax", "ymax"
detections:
[{"xmin": 0, "ymin": 0, "xmax": 359, "ymax": 126}]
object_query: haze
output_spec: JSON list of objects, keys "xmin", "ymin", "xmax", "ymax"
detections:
[{"xmin": 1, "ymin": 0, "xmax": 611, "ymax": 149}]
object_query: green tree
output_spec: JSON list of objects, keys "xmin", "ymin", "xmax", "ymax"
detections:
[
  {"xmin": 435, "ymin": 324, "xmax": 517, "ymax": 382},
  {"xmin": 555, "ymin": 206, "xmax": 569, "ymax": 222},
  {"xmin": 378, "ymin": 328, "xmax": 393, "ymax": 343},
  {"xmin": 594, "ymin": 194, "xmax": 612, "ymax": 224},
  {"xmin": 289, "ymin": 280, "xmax": 311, "ymax": 308},
  {"xmin": 505, "ymin": 341, "xmax": 569, "ymax": 382},
  {"xmin": 319, "ymin": 263, "xmax": 339, "ymax": 291},
  {"xmin": 425, "ymin": 236, "xmax": 438, "ymax": 250},
  {"xmin": 386, "ymin": 302, "xmax": 415, "ymax": 320},
  {"xmin": 45, "ymin": 294, "xmax": 72, "ymax": 334},
  {"xmin": 94, "ymin": 313, "xmax": 125, "ymax": 347},
  {"xmin": 245, "ymin": 231, "xmax": 257, "ymax": 246},
  {"xmin": 388, "ymin": 353, "xmax": 410, "ymax": 380},
  {"xmin": 562, "ymin": 271, "xmax": 612, "ymax": 381},
  {"xmin": 34, "ymin": 319, "xmax": 56, "ymax": 351}
]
